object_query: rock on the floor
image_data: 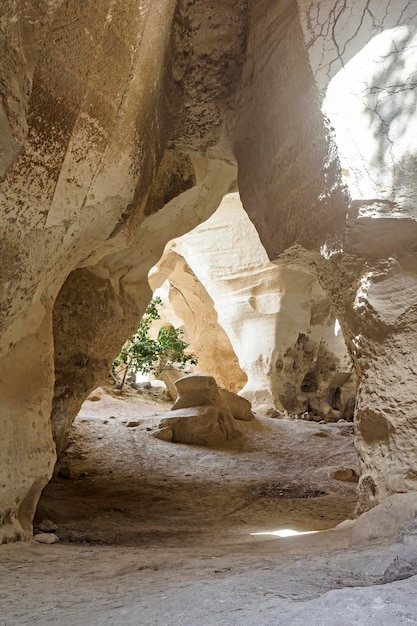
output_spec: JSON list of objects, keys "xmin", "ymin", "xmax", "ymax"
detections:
[
  {"xmin": 351, "ymin": 493, "xmax": 417, "ymax": 545},
  {"xmin": 219, "ymin": 388, "xmax": 255, "ymax": 421},
  {"xmin": 37, "ymin": 519, "xmax": 58, "ymax": 533},
  {"xmin": 153, "ymin": 374, "xmax": 242, "ymax": 446},
  {"xmin": 331, "ymin": 468, "xmax": 359, "ymax": 482},
  {"xmin": 33, "ymin": 533, "xmax": 59, "ymax": 544}
]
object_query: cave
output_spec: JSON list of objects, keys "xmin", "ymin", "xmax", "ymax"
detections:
[{"xmin": 1, "ymin": 0, "xmax": 417, "ymax": 623}]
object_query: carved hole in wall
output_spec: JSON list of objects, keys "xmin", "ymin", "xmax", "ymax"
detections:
[
  {"xmin": 300, "ymin": 371, "xmax": 318, "ymax": 393},
  {"xmin": 331, "ymin": 387, "xmax": 342, "ymax": 411}
]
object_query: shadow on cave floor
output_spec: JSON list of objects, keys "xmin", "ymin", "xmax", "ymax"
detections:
[{"xmin": 35, "ymin": 385, "xmax": 358, "ymax": 547}]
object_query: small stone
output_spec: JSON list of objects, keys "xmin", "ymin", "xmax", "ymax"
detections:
[
  {"xmin": 37, "ymin": 519, "xmax": 58, "ymax": 533},
  {"xmin": 126, "ymin": 420, "xmax": 141, "ymax": 427},
  {"xmin": 214, "ymin": 567, "xmax": 231, "ymax": 574},
  {"xmin": 34, "ymin": 533, "xmax": 59, "ymax": 544},
  {"xmin": 331, "ymin": 468, "xmax": 359, "ymax": 482},
  {"xmin": 381, "ymin": 558, "xmax": 417, "ymax": 583},
  {"xmin": 103, "ymin": 420, "xmax": 109, "ymax": 424}
]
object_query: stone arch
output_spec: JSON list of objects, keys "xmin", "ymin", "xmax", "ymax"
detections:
[
  {"xmin": 150, "ymin": 193, "xmax": 355, "ymax": 421},
  {"xmin": 1, "ymin": 0, "xmax": 417, "ymax": 541}
]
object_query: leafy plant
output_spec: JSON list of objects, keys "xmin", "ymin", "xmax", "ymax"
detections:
[{"xmin": 112, "ymin": 297, "xmax": 197, "ymax": 391}]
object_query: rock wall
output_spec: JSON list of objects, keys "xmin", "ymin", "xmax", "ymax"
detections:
[
  {"xmin": 152, "ymin": 194, "xmax": 354, "ymax": 419},
  {"xmin": 0, "ymin": 0, "xmax": 244, "ymax": 541},
  {"xmin": 149, "ymin": 251, "xmax": 247, "ymax": 394},
  {"xmin": 294, "ymin": 1, "xmax": 417, "ymax": 512}
]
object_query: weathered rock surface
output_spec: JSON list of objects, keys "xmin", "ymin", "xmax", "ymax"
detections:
[
  {"xmin": 36, "ymin": 518, "xmax": 58, "ymax": 533},
  {"xmin": 154, "ymin": 374, "xmax": 242, "ymax": 446},
  {"xmin": 218, "ymin": 388, "xmax": 255, "ymax": 422},
  {"xmin": 0, "ymin": 0, "xmax": 243, "ymax": 541},
  {"xmin": 351, "ymin": 493, "xmax": 417, "ymax": 546},
  {"xmin": 149, "ymin": 252, "xmax": 247, "ymax": 394},
  {"xmin": 152, "ymin": 194, "xmax": 355, "ymax": 419},
  {"xmin": 296, "ymin": 0, "xmax": 417, "ymax": 514},
  {"xmin": 33, "ymin": 533, "xmax": 59, "ymax": 545}
]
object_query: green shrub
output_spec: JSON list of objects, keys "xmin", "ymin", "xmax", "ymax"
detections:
[{"xmin": 112, "ymin": 297, "xmax": 197, "ymax": 390}]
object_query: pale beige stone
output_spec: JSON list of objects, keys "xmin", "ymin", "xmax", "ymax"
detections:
[
  {"xmin": 152, "ymin": 195, "xmax": 354, "ymax": 420},
  {"xmin": 154, "ymin": 406, "xmax": 240, "ymax": 447},
  {"xmin": 351, "ymin": 494, "xmax": 417, "ymax": 546},
  {"xmin": 33, "ymin": 533, "xmax": 59, "ymax": 545},
  {"xmin": 0, "ymin": 0, "xmax": 243, "ymax": 541},
  {"xmin": 219, "ymin": 388, "xmax": 255, "ymax": 422},
  {"xmin": 154, "ymin": 374, "xmax": 241, "ymax": 446},
  {"xmin": 149, "ymin": 253, "xmax": 247, "ymax": 394}
]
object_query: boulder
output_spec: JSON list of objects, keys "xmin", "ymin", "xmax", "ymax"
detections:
[
  {"xmin": 351, "ymin": 493, "xmax": 417, "ymax": 545},
  {"xmin": 153, "ymin": 374, "xmax": 242, "ymax": 446},
  {"xmin": 33, "ymin": 533, "xmax": 59, "ymax": 545},
  {"xmin": 219, "ymin": 388, "xmax": 255, "ymax": 422}
]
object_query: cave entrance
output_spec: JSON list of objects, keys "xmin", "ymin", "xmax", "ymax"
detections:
[{"xmin": 36, "ymin": 193, "xmax": 358, "ymax": 547}]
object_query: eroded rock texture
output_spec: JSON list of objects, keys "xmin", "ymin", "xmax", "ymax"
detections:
[
  {"xmin": 1, "ymin": 0, "xmax": 416, "ymax": 540},
  {"xmin": 0, "ymin": 0, "xmax": 243, "ymax": 541},
  {"xmin": 152, "ymin": 194, "xmax": 354, "ymax": 419},
  {"xmin": 296, "ymin": 1, "xmax": 417, "ymax": 512},
  {"xmin": 149, "ymin": 249, "xmax": 247, "ymax": 395}
]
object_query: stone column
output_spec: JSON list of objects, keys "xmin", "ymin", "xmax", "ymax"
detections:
[{"xmin": 298, "ymin": 0, "xmax": 417, "ymax": 510}]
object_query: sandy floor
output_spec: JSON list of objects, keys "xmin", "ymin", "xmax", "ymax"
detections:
[{"xmin": 1, "ymin": 386, "xmax": 415, "ymax": 625}]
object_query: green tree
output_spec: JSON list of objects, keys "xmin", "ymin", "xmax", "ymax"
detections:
[{"xmin": 112, "ymin": 297, "xmax": 197, "ymax": 391}]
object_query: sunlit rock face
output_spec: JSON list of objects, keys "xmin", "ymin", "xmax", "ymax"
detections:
[
  {"xmin": 296, "ymin": 1, "xmax": 417, "ymax": 511},
  {"xmin": 232, "ymin": 0, "xmax": 348, "ymax": 260},
  {"xmin": 149, "ymin": 251, "xmax": 247, "ymax": 395},
  {"xmin": 152, "ymin": 194, "xmax": 354, "ymax": 419}
]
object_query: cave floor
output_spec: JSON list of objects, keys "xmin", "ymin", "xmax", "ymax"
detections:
[{"xmin": 1, "ymin": 386, "xmax": 416, "ymax": 625}]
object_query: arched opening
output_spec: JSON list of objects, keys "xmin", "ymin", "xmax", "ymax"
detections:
[{"xmin": 35, "ymin": 191, "xmax": 358, "ymax": 549}]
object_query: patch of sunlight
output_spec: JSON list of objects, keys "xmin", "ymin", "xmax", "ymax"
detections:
[
  {"xmin": 334, "ymin": 318, "xmax": 341, "ymax": 337},
  {"xmin": 250, "ymin": 528, "xmax": 320, "ymax": 538},
  {"xmin": 353, "ymin": 272, "xmax": 372, "ymax": 310},
  {"xmin": 322, "ymin": 25, "xmax": 417, "ymax": 202},
  {"xmin": 320, "ymin": 243, "xmax": 341, "ymax": 259}
]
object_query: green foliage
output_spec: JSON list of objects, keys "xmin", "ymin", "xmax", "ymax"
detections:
[{"xmin": 112, "ymin": 297, "xmax": 197, "ymax": 389}]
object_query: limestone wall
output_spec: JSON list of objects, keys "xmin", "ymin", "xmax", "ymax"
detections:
[
  {"xmin": 1, "ymin": 0, "xmax": 176, "ymax": 541},
  {"xmin": 0, "ymin": 0, "xmax": 243, "ymax": 541},
  {"xmin": 152, "ymin": 194, "xmax": 354, "ymax": 419},
  {"xmin": 294, "ymin": 0, "xmax": 417, "ymax": 512},
  {"xmin": 149, "ymin": 253, "xmax": 247, "ymax": 394}
]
